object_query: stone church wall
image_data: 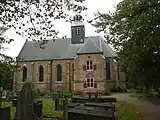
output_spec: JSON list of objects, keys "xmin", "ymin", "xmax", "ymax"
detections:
[
  {"xmin": 14, "ymin": 56, "xmax": 125, "ymax": 92},
  {"xmin": 74, "ymin": 53, "xmax": 106, "ymax": 92}
]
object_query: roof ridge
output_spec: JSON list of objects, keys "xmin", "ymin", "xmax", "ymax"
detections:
[
  {"xmin": 76, "ymin": 37, "xmax": 90, "ymax": 53},
  {"xmin": 17, "ymin": 40, "xmax": 28, "ymax": 58},
  {"xmin": 17, "ymin": 36, "xmax": 117, "ymax": 61},
  {"xmin": 77, "ymin": 37, "xmax": 102, "ymax": 54},
  {"xmin": 99, "ymin": 36, "xmax": 102, "ymax": 51},
  {"xmin": 88, "ymin": 37, "xmax": 102, "ymax": 52},
  {"xmin": 102, "ymin": 39, "xmax": 117, "ymax": 57}
]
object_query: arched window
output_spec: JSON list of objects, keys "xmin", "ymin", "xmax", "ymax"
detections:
[
  {"xmin": 39, "ymin": 65, "xmax": 44, "ymax": 82},
  {"xmin": 22, "ymin": 66, "xmax": 27, "ymax": 82},
  {"xmin": 57, "ymin": 64, "xmax": 62, "ymax": 81},
  {"xmin": 106, "ymin": 61, "xmax": 111, "ymax": 80}
]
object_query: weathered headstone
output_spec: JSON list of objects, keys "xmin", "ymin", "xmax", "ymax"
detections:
[
  {"xmin": 68, "ymin": 105, "xmax": 114, "ymax": 120},
  {"xmin": 55, "ymin": 97, "xmax": 59, "ymax": 111},
  {"xmin": 0, "ymin": 87, "xmax": 3, "ymax": 108},
  {"xmin": 36, "ymin": 101, "xmax": 43, "ymax": 117},
  {"xmin": 95, "ymin": 91, "xmax": 98, "ymax": 100},
  {"xmin": 0, "ymin": 107, "xmax": 10, "ymax": 120},
  {"xmin": 15, "ymin": 82, "xmax": 34, "ymax": 120},
  {"xmin": 2, "ymin": 90, "xmax": 7, "ymax": 100},
  {"xmin": 88, "ymin": 93, "xmax": 92, "ymax": 101},
  {"xmin": 63, "ymin": 98, "xmax": 68, "ymax": 120},
  {"xmin": 33, "ymin": 100, "xmax": 43, "ymax": 118},
  {"xmin": 12, "ymin": 99, "xmax": 17, "ymax": 107}
]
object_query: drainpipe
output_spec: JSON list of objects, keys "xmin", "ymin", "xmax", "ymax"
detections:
[
  {"xmin": 16, "ymin": 57, "xmax": 21, "ymax": 92},
  {"xmin": 31, "ymin": 62, "xmax": 34, "ymax": 82},
  {"xmin": 69, "ymin": 62, "xmax": 71, "ymax": 91},
  {"xmin": 50, "ymin": 60, "xmax": 53, "ymax": 92},
  {"xmin": 67, "ymin": 61, "xmax": 71, "ymax": 91}
]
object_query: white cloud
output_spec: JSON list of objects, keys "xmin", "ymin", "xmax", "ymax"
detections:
[{"xmin": 3, "ymin": 0, "xmax": 121, "ymax": 58}]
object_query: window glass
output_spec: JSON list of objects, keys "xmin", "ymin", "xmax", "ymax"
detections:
[
  {"xmin": 106, "ymin": 61, "xmax": 111, "ymax": 80},
  {"xmin": 57, "ymin": 64, "xmax": 62, "ymax": 81},
  {"xmin": 22, "ymin": 66, "xmax": 27, "ymax": 82},
  {"xmin": 86, "ymin": 60, "xmax": 93, "ymax": 71},
  {"xmin": 86, "ymin": 78, "xmax": 94, "ymax": 88},
  {"xmin": 39, "ymin": 65, "xmax": 44, "ymax": 82},
  {"xmin": 76, "ymin": 27, "xmax": 80, "ymax": 35}
]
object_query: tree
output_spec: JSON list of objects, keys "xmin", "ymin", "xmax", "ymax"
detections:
[
  {"xmin": 0, "ymin": 0, "xmax": 86, "ymax": 47},
  {"xmin": 0, "ymin": 25, "xmax": 16, "ymax": 90},
  {"xmin": 90, "ymin": 0, "xmax": 160, "ymax": 90},
  {"xmin": 0, "ymin": 54, "xmax": 16, "ymax": 90}
]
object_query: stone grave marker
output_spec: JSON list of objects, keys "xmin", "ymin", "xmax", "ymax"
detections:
[
  {"xmin": 0, "ymin": 87, "xmax": 3, "ymax": 108},
  {"xmin": 2, "ymin": 90, "xmax": 7, "ymax": 100},
  {"xmin": 0, "ymin": 107, "xmax": 10, "ymax": 120},
  {"xmin": 68, "ymin": 105, "xmax": 115, "ymax": 120},
  {"xmin": 15, "ymin": 82, "xmax": 34, "ymax": 120},
  {"xmin": 0, "ymin": 87, "xmax": 10, "ymax": 120}
]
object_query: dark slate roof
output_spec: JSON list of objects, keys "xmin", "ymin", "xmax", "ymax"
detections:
[
  {"xmin": 77, "ymin": 37, "xmax": 102, "ymax": 54},
  {"xmin": 17, "ymin": 36, "xmax": 117, "ymax": 61}
]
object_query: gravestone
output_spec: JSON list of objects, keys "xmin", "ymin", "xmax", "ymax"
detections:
[
  {"xmin": 0, "ymin": 107, "xmax": 10, "ymax": 120},
  {"xmin": 84, "ymin": 102, "xmax": 115, "ymax": 112},
  {"xmin": 2, "ymin": 90, "xmax": 7, "ymax": 100},
  {"xmin": 53, "ymin": 91, "xmax": 72, "ymax": 111},
  {"xmin": 71, "ymin": 97, "xmax": 94, "ymax": 103},
  {"xmin": 54, "ymin": 97, "xmax": 60, "ymax": 111},
  {"xmin": 12, "ymin": 94, "xmax": 18, "ymax": 107},
  {"xmin": 12, "ymin": 99, "xmax": 17, "ymax": 107},
  {"xmin": 94, "ymin": 97, "xmax": 116, "ymax": 104},
  {"xmin": 0, "ymin": 87, "xmax": 3, "ymax": 108},
  {"xmin": 94, "ymin": 91, "xmax": 98, "ymax": 100},
  {"xmin": 63, "ymin": 98, "xmax": 68, "ymax": 120},
  {"xmin": 68, "ymin": 105, "xmax": 114, "ymax": 120},
  {"xmin": 88, "ymin": 93, "xmax": 92, "ymax": 102},
  {"xmin": 15, "ymin": 82, "xmax": 34, "ymax": 120},
  {"xmin": 35, "ymin": 101, "xmax": 43, "ymax": 117}
]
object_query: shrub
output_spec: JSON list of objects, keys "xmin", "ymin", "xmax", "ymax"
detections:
[
  {"xmin": 102, "ymin": 90, "xmax": 110, "ymax": 96},
  {"xmin": 110, "ymin": 87, "xmax": 127, "ymax": 92}
]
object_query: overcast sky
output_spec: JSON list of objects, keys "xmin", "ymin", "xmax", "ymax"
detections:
[{"xmin": 3, "ymin": 0, "xmax": 121, "ymax": 58}]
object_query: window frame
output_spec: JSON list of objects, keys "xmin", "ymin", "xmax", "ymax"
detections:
[
  {"xmin": 39, "ymin": 65, "xmax": 44, "ymax": 82},
  {"xmin": 86, "ymin": 78, "xmax": 94, "ymax": 88},
  {"xmin": 86, "ymin": 60, "xmax": 93, "ymax": 71},
  {"xmin": 57, "ymin": 64, "xmax": 62, "ymax": 81},
  {"xmin": 22, "ymin": 66, "xmax": 27, "ymax": 82},
  {"xmin": 106, "ymin": 61, "xmax": 111, "ymax": 80},
  {"xmin": 76, "ymin": 27, "xmax": 80, "ymax": 35}
]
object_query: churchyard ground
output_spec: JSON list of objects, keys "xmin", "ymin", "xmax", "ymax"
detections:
[{"xmin": 1, "ymin": 91, "xmax": 143, "ymax": 120}]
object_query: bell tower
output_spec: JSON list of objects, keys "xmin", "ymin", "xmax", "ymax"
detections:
[{"xmin": 71, "ymin": 14, "xmax": 85, "ymax": 44}]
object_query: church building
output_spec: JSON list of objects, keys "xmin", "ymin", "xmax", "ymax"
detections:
[{"xmin": 13, "ymin": 15, "xmax": 126, "ymax": 92}]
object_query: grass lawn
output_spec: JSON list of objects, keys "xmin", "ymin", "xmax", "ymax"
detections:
[
  {"xmin": 116, "ymin": 101, "xmax": 142, "ymax": 120},
  {"xmin": 2, "ymin": 98, "xmax": 142, "ymax": 120},
  {"xmin": 2, "ymin": 98, "xmax": 63, "ymax": 120},
  {"xmin": 41, "ymin": 98, "xmax": 63, "ymax": 118}
]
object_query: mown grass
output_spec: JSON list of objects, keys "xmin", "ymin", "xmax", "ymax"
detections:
[
  {"xmin": 41, "ymin": 98, "xmax": 63, "ymax": 118},
  {"xmin": 2, "ymin": 98, "xmax": 63, "ymax": 120},
  {"xmin": 116, "ymin": 101, "xmax": 142, "ymax": 120},
  {"xmin": 2, "ymin": 98, "xmax": 142, "ymax": 120}
]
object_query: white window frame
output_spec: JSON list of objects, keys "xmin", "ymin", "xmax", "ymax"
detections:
[
  {"xmin": 86, "ymin": 78, "xmax": 94, "ymax": 88},
  {"xmin": 86, "ymin": 60, "xmax": 93, "ymax": 71},
  {"xmin": 76, "ymin": 27, "xmax": 80, "ymax": 35}
]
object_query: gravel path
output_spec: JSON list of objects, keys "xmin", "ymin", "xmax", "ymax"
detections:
[{"xmin": 110, "ymin": 93, "xmax": 160, "ymax": 120}]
